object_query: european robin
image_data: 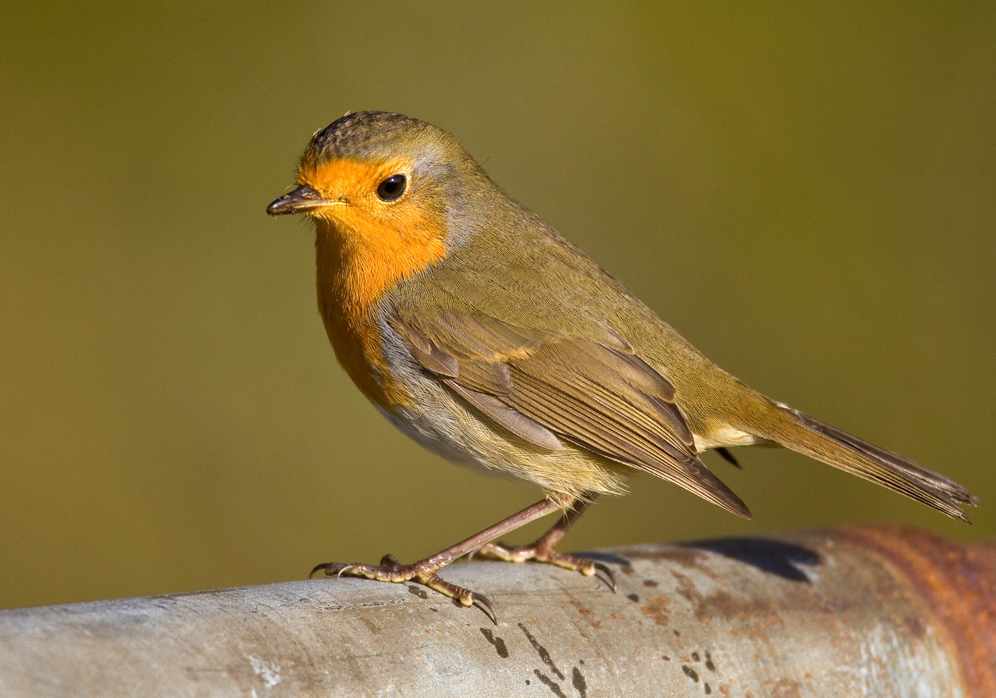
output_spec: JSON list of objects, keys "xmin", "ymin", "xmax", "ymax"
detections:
[{"xmin": 267, "ymin": 111, "xmax": 977, "ymax": 622}]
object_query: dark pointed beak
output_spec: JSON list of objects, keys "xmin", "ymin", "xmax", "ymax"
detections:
[{"xmin": 267, "ymin": 186, "xmax": 327, "ymax": 216}]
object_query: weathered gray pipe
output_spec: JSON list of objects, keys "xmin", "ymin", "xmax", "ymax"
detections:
[{"xmin": 1, "ymin": 525, "xmax": 994, "ymax": 696}]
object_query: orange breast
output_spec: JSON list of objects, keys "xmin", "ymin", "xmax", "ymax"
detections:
[{"xmin": 305, "ymin": 158, "xmax": 447, "ymax": 411}]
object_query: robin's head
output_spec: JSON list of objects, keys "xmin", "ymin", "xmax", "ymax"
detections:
[{"xmin": 267, "ymin": 112, "xmax": 481, "ymax": 250}]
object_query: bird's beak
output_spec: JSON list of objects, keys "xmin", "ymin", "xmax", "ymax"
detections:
[{"xmin": 266, "ymin": 186, "xmax": 330, "ymax": 216}]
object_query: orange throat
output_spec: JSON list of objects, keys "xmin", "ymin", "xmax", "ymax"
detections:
[{"xmin": 312, "ymin": 205, "xmax": 446, "ymax": 411}]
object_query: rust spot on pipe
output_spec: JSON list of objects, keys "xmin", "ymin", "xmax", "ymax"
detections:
[
  {"xmin": 640, "ymin": 596, "xmax": 671, "ymax": 627},
  {"xmin": 836, "ymin": 525, "xmax": 996, "ymax": 696},
  {"xmin": 764, "ymin": 677, "xmax": 801, "ymax": 698},
  {"xmin": 632, "ymin": 546, "xmax": 713, "ymax": 574},
  {"xmin": 670, "ymin": 570, "xmax": 785, "ymax": 643}
]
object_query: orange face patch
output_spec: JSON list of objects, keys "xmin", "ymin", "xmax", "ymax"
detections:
[{"xmin": 296, "ymin": 157, "xmax": 447, "ymax": 410}]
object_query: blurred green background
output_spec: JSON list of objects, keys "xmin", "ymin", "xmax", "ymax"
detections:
[{"xmin": 1, "ymin": 3, "xmax": 993, "ymax": 611}]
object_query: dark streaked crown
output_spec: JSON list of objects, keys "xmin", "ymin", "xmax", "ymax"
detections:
[{"xmin": 305, "ymin": 111, "xmax": 456, "ymax": 165}]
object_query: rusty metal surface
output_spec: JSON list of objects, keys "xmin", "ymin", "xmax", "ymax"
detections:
[
  {"xmin": 839, "ymin": 526, "xmax": 996, "ymax": 697},
  {"xmin": 0, "ymin": 525, "xmax": 992, "ymax": 697}
]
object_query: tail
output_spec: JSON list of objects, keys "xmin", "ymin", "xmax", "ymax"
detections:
[{"xmin": 747, "ymin": 400, "xmax": 978, "ymax": 522}]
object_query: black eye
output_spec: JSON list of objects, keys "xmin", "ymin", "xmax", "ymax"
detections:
[{"xmin": 377, "ymin": 174, "xmax": 407, "ymax": 201}]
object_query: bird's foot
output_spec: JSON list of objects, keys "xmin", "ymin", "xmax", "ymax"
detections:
[
  {"xmin": 472, "ymin": 541, "xmax": 616, "ymax": 592},
  {"xmin": 311, "ymin": 553, "xmax": 497, "ymax": 624}
]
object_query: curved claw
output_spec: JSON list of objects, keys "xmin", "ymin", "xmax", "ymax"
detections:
[
  {"xmin": 471, "ymin": 591, "xmax": 498, "ymax": 625},
  {"xmin": 311, "ymin": 562, "xmax": 356, "ymax": 579},
  {"xmin": 309, "ymin": 562, "xmax": 330, "ymax": 579},
  {"xmin": 380, "ymin": 553, "xmax": 400, "ymax": 566},
  {"xmin": 593, "ymin": 562, "xmax": 617, "ymax": 592}
]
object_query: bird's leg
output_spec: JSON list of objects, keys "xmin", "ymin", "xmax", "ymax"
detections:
[
  {"xmin": 311, "ymin": 497, "xmax": 567, "ymax": 624},
  {"xmin": 473, "ymin": 495, "xmax": 615, "ymax": 591}
]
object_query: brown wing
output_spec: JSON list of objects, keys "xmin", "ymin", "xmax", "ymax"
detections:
[{"xmin": 390, "ymin": 311, "xmax": 750, "ymax": 518}]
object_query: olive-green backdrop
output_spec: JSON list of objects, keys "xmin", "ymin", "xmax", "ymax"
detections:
[{"xmin": 2, "ymin": 2, "xmax": 994, "ymax": 610}]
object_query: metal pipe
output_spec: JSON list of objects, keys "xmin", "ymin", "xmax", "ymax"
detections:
[{"xmin": 0, "ymin": 525, "xmax": 993, "ymax": 696}]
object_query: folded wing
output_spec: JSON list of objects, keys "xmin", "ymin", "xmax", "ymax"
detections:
[{"xmin": 390, "ymin": 311, "xmax": 750, "ymax": 518}]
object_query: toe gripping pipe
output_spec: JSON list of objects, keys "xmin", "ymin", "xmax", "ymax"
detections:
[{"xmin": 1, "ymin": 525, "xmax": 994, "ymax": 696}]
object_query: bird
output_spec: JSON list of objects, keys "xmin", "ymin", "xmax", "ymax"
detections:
[{"xmin": 267, "ymin": 111, "xmax": 977, "ymax": 623}]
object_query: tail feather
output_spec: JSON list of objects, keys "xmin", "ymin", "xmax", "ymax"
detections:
[{"xmin": 757, "ymin": 402, "xmax": 978, "ymax": 522}]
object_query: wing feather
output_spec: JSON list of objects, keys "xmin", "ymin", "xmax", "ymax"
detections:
[{"xmin": 389, "ymin": 312, "xmax": 750, "ymax": 518}]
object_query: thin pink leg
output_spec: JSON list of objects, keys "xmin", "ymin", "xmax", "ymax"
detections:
[{"xmin": 473, "ymin": 495, "xmax": 615, "ymax": 590}]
